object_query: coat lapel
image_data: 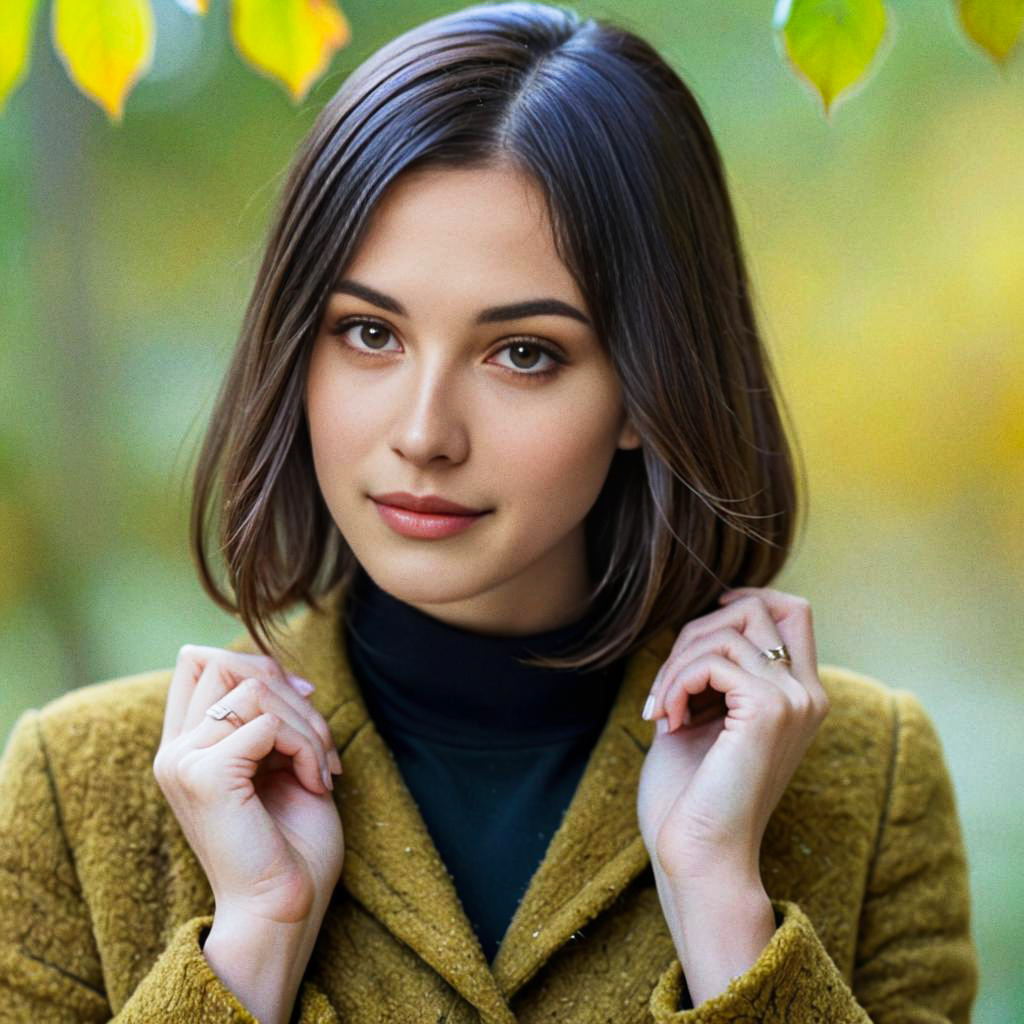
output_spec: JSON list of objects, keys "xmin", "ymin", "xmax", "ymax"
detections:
[
  {"xmin": 227, "ymin": 579, "xmax": 674, "ymax": 1018},
  {"xmin": 490, "ymin": 628, "xmax": 671, "ymax": 998}
]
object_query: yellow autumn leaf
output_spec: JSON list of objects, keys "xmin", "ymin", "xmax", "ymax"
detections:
[
  {"xmin": 958, "ymin": 0, "xmax": 1024, "ymax": 62},
  {"xmin": 52, "ymin": 0, "xmax": 155, "ymax": 123},
  {"xmin": 773, "ymin": 0, "xmax": 887, "ymax": 115},
  {"xmin": 231, "ymin": 0, "xmax": 350, "ymax": 103},
  {"xmin": 0, "ymin": 0, "xmax": 42, "ymax": 113}
]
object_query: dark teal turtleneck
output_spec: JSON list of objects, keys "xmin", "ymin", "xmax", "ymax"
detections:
[{"xmin": 341, "ymin": 565, "xmax": 627, "ymax": 965}]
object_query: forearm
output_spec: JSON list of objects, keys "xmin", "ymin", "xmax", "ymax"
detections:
[
  {"xmin": 201, "ymin": 906, "xmax": 326, "ymax": 1024},
  {"xmin": 652, "ymin": 861, "xmax": 777, "ymax": 1008}
]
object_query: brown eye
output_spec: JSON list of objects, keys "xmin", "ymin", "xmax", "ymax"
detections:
[
  {"xmin": 492, "ymin": 339, "xmax": 564, "ymax": 378},
  {"xmin": 353, "ymin": 322, "xmax": 392, "ymax": 350},
  {"xmin": 331, "ymin": 317, "xmax": 400, "ymax": 353},
  {"xmin": 507, "ymin": 342, "xmax": 543, "ymax": 369}
]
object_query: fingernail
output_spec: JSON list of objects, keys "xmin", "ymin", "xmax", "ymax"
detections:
[
  {"xmin": 681, "ymin": 706, "xmax": 691, "ymax": 726},
  {"xmin": 322, "ymin": 766, "xmax": 334, "ymax": 791},
  {"xmin": 288, "ymin": 674, "xmax": 316, "ymax": 696},
  {"xmin": 642, "ymin": 695, "xmax": 655, "ymax": 721},
  {"xmin": 329, "ymin": 749, "xmax": 342, "ymax": 774}
]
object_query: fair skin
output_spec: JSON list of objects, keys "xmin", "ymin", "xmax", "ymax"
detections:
[
  {"xmin": 304, "ymin": 161, "xmax": 641, "ymax": 635},
  {"xmin": 161, "ymin": 161, "xmax": 828, "ymax": 1020}
]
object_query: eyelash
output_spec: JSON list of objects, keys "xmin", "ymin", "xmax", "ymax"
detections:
[{"xmin": 328, "ymin": 315, "xmax": 567, "ymax": 381}]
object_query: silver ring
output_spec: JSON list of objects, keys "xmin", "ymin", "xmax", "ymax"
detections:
[
  {"xmin": 759, "ymin": 644, "xmax": 792, "ymax": 666},
  {"xmin": 206, "ymin": 702, "xmax": 244, "ymax": 727}
]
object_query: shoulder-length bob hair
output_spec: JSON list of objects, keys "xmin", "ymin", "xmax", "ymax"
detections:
[{"xmin": 191, "ymin": 0, "xmax": 805, "ymax": 671}]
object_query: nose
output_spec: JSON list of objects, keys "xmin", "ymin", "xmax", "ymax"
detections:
[{"xmin": 386, "ymin": 357, "xmax": 470, "ymax": 467}]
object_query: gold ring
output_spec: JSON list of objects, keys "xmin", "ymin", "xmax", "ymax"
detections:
[{"xmin": 759, "ymin": 644, "xmax": 792, "ymax": 666}]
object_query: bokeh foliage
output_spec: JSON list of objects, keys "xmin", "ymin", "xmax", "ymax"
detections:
[{"xmin": 2, "ymin": 1, "xmax": 1022, "ymax": 120}]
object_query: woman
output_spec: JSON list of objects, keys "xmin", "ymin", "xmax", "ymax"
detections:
[{"xmin": 0, "ymin": 3, "xmax": 978, "ymax": 1022}]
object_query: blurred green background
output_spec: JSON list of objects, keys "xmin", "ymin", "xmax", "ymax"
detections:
[{"xmin": 1, "ymin": 1, "xmax": 1021, "ymax": 1019}]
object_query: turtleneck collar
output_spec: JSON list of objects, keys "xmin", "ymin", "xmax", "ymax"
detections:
[{"xmin": 341, "ymin": 565, "xmax": 627, "ymax": 749}]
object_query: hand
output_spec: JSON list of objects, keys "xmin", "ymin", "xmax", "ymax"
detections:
[
  {"xmin": 152, "ymin": 646, "xmax": 345, "ymax": 927},
  {"xmin": 637, "ymin": 588, "xmax": 831, "ymax": 883}
]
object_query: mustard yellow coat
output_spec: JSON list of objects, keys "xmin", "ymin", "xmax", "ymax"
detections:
[{"xmin": 0, "ymin": 580, "xmax": 979, "ymax": 1022}]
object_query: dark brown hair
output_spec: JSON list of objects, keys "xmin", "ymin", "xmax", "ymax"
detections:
[{"xmin": 190, "ymin": 0, "xmax": 805, "ymax": 671}]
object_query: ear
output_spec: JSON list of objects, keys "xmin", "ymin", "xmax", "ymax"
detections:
[{"xmin": 617, "ymin": 417, "xmax": 642, "ymax": 451}]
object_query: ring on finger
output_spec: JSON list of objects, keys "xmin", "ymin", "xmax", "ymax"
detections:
[
  {"xmin": 206, "ymin": 702, "xmax": 244, "ymax": 727},
  {"xmin": 759, "ymin": 644, "xmax": 792, "ymax": 666}
]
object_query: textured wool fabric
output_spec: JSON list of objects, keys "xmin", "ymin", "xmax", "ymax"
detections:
[{"xmin": 0, "ymin": 577, "xmax": 978, "ymax": 1022}]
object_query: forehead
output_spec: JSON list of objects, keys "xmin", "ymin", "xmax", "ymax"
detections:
[{"xmin": 339, "ymin": 163, "xmax": 585, "ymax": 310}]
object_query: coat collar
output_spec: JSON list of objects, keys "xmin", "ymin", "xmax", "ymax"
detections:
[{"xmin": 228, "ymin": 579, "xmax": 675, "ymax": 1023}]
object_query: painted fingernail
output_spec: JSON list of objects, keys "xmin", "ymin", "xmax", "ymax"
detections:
[
  {"xmin": 642, "ymin": 695, "xmax": 655, "ymax": 720},
  {"xmin": 288, "ymin": 674, "xmax": 316, "ymax": 696}
]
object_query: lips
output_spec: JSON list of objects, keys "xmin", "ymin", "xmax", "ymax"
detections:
[{"xmin": 370, "ymin": 491, "xmax": 487, "ymax": 515}]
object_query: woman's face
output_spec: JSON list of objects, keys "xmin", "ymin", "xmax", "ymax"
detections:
[{"xmin": 305, "ymin": 161, "xmax": 640, "ymax": 635}]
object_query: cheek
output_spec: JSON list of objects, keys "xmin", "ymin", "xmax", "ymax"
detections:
[
  {"xmin": 305, "ymin": 344, "xmax": 375, "ymax": 479},
  {"xmin": 499, "ymin": 387, "xmax": 622, "ymax": 517}
]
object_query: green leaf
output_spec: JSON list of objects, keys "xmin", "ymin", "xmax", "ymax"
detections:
[
  {"xmin": 774, "ymin": 0, "xmax": 888, "ymax": 115},
  {"xmin": 231, "ymin": 0, "xmax": 351, "ymax": 103},
  {"xmin": 52, "ymin": 0, "xmax": 156, "ymax": 123},
  {"xmin": 0, "ymin": 0, "xmax": 42, "ymax": 113},
  {"xmin": 958, "ymin": 0, "xmax": 1024, "ymax": 62}
]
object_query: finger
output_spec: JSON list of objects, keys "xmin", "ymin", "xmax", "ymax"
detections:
[
  {"xmin": 188, "ymin": 710, "xmax": 327, "ymax": 799},
  {"xmin": 164, "ymin": 647, "xmax": 290, "ymax": 739},
  {"xmin": 166, "ymin": 646, "xmax": 334, "ymax": 759},
  {"xmin": 660, "ymin": 653, "xmax": 788, "ymax": 733},
  {"xmin": 229, "ymin": 654, "xmax": 335, "ymax": 757},
  {"xmin": 656, "ymin": 630, "xmax": 809, "ymax": 726},
  {"xmin": 650, "ymin": 598, "xmax": 785, "ymax": 714},
  {"xmin": 650, "ymin": 626, "xmax": 763, "ymax": 721},
  {"xmin": 188, "ymin": 673, "xmax": 332, "ymax": 792},
  {"xmin": 189, "ymin": 678, "xmax": 331, "ymax": 794},
  {"xmin": 718, "ymin": 589, "xmax": 820, "ymax": 693},
  {"xmin": 659, "ymin": 596, "xmax": 784, "ymax": 677}
]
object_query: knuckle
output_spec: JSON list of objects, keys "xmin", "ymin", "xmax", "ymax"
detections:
[
  {"xmin": 791, "ymin": 692, "xmax": 813, "ymax": 716},
  {"xmin": 174, "ymin": 755, "xmax": 204, "ymax": 796},
  {"xmin": 239, "ymin": 676, "xmax": 265, "ymax": 699},
  {"xmin": 672, "ymin": 625, "xmax": 693, "ymax": 653},
  {"xmin": 176, "ymin": 643, "xmax": 199, "ymax": 664}
]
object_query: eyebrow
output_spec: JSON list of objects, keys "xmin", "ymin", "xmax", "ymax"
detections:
[{"xmin": 330, "ymin": 278, "xmax": 592, "ymax": 327}]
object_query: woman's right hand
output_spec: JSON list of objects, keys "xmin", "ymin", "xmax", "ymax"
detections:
[{"xmin": 152, "ymin": 645, "xmax": 345, "ymax": 927}]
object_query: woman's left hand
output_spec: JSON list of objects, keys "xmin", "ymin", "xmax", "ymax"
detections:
[{"xmin": 637, "ymin": 587, "xmax": 831, "ymax": 885}]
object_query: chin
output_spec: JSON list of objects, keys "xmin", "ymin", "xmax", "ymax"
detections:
[{"xmin": 357, "ymin": 556, "xmax": 495, "ymax": 608}]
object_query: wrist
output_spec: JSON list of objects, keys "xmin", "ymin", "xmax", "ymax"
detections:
[
  {"xmin": 652, "ymin": 864, "xmax": 776, "ymax": 1008},
  {"xmin": 203, "ymin": 906, "xmax": 326, "ymax": 1024}
]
